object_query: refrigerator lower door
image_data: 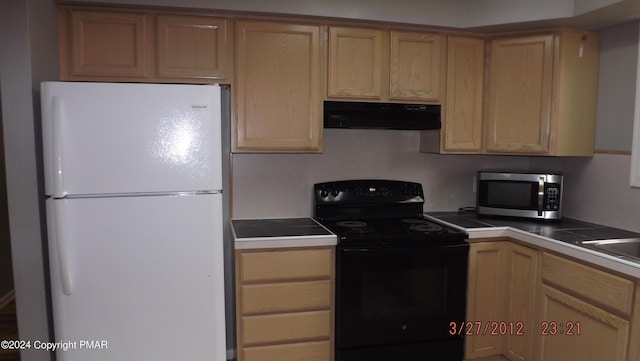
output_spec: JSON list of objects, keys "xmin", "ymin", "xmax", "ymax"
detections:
[{"xmin": 46, "ymin": 194, "xmax": 226, "ymax": 361}]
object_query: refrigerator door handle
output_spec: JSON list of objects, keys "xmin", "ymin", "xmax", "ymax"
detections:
[
  {"xmin": 52, "ymin": 96, "xmax": 65, "ymax": 198},
  {"xmin": 54, "ymin": 200, "xmax": 73, "ymax": 295}
]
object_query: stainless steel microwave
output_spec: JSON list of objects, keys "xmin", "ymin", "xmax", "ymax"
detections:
[{"xmin": 476, "ymin": 171, "xmax": 563, "ymax": 220}]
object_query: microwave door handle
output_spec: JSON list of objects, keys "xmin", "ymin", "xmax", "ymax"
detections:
[{"xmin": 537, "ymin": 177, "xmax": 545, "ymax": 216}]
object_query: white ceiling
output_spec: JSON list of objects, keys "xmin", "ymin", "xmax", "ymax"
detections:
[{"xmin": 69, "ymin": 0, "xmax": 640, "ymax": 30}]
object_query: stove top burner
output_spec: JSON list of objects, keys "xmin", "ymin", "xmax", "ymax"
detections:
[
  {"xmin": 336, "ymin": 221, "xmax": 368, "ymax": 228},
  {"xmin": 408, "ymin": 223, "xmax": 444, "ymax": 233},
  {"xmin": 316, "ymin": 216, "xmax": 467, "ymax": 247}
]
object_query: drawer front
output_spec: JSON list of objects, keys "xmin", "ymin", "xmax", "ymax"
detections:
[
  {"xmin": 243, "ymin": 340, "xmax": 331, "ymax": 361},
  {"xmin": 241, "ymin": 280, "xmax": 332, "ymax": 315},
  {"xmin": 239, "ymin": 248, "xmax": 332, "ymax": 283},
  {"xmin": 541, "ymin": 252, "xmax": 634, "ymax": 316},
  {"xmin": 242, "ymin": 310, "xmax": 331, "ymax": 345}
]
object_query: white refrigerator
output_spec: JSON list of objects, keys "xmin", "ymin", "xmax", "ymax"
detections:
[{"xmin": 41, "ymin": 81, "xmax": 227, "ymax": 361}]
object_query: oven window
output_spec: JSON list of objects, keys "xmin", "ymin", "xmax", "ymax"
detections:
[
  {"xmin": 361, "ymin": 268, "xmax": 444, "ymax": 321},
  {"xmin": 480, "ymin": 181, "xmax": 536, "ymax": 209},
  {"xmin": 336, "ymin": 245, "xmax": 467, "ymax": 349}
]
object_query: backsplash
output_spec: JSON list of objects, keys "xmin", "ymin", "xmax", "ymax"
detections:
[
  {"xmin": 232, "ymin": 132, "xmax": 640, "ymax": 232},
  {"xmin": 231, "ymin": 129, "xmax": 532, "ymax": 219}
]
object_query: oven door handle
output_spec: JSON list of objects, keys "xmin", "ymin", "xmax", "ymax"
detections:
[{"xmin": 537, "ymin": 177, "xmax": 545, "ymax": 217}]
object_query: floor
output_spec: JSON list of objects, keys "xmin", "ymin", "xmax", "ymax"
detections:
[{"xmin": 0, "ymin": 298, "xmax": 20, "ymax": 361}]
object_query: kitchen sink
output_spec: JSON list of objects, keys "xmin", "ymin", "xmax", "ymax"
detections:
[{"xmin": 580, "ymin": 238, "xmax": 640, "ymax": 262}]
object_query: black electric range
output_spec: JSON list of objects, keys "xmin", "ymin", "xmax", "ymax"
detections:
[{"xmin": 313, "ymin": 180, "xmax": 468, "ymax": 361}]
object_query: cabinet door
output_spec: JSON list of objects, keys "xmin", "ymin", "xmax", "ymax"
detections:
[
  {"xmin": 486, "ymin": 35, "xmax": 554, "ymax": 154},
  {"xmin": 505, "ymin": 243, "xmax": 538, "ymax": 361},
  {"xmin": 443, "ymin": 36, "xmax": 484, "ymax": 152},
  {"xmin": 389, "ymin": 31, "xmax": 445, "ymax": 102},
  {"xmin": 64, "ymin": 9, "xmax": 150, "ymax": 78},
  {"xmin": 328, "ymin": 27, "xmax": 386, "ymax": 100},
  {"xmin": 156, "ymin": 15, "xmax": 228, "ymax": 80},
  {"xmin": 535, "ymin": 285, "xmax": 629, "ymax": 361},
  {"xmin": 466, "ymin": 242, "xmax": 508, "ymax": 359},
  {"xmin": 235, "ymin": 21, "xmax": 323, "ymax": 152}
]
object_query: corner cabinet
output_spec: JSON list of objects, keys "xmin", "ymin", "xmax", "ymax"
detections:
[
  {"xmin": 58, "ymin": 7, "xmax": 230, "ymax": 83},
  {"xmin": 235, "ymin": 247, "xmax": 334, "ymax": 361},
  {"xmin": 466, "ymin": 241, "xmax": 538, "ymax": 361},
  {"xmin": 485, "ymin": 31, "xmax": 599, "ymax": 155},
  {"xmin": 234, "ymin": 20, "xmax": 323, "ymax": 152},
  {"xmin": 535, "ymin": 252, "xmax": 634, "ymax": 361},
  {"xmin": 327, "ymin": 26, "xmax": 445, "ymax": 103}
]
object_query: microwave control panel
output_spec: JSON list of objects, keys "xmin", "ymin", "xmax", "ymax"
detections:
[{"xmin": 544, "ymin": 184, "xmax": 561, "ymax": 210}]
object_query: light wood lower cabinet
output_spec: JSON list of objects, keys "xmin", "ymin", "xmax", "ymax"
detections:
[
  {"xmin": 467, "ymin": 241, "xmax": 640, "ymax": 361},
  {"xmin": 535, "ymin": 252, "xmax": 635, "ymax": 361},
  {"xmin": 466, "ymin": 242, "xmax": 508, "ymax": 358},
  {"xmin": 235, "ymin": 247, "xmax": 334, "ymax": 361},
  {"xmin": 535, "ymin": 284, "xmax": 629, "ymax": 361},
  {"xmin": 466, "ymin": 241, "xmax": 538, "ymax": 361}
]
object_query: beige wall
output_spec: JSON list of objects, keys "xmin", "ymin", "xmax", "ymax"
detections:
[
  {"xmin": 232, "ymin": 130, "xmax": 534, "ymax": 219},
  {"xmin": 232, "ymin": 20, "xmax": 640, "ymax": 235},
  {"xmin": 0, "ymin": 87, "xmax": 14, "ymax": 299},
  {"xmin": 0, "ymin": 1, "xmax": 59, "ymax": 360}
]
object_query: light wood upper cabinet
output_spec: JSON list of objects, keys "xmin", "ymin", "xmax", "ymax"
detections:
[
  {"xmin": 442, "ymin": 35, "xmax": 485, "ymax": 153},
  {"xmin": 327, "ymin": 26, "xmax": 445, "ymax": 103},
  {"xmin": 59, "ymin": 7, "xmax": 230, "ymax": 83},
  {"xmin": 62, "ymin": 9, "xmax": 150, "ymax": 79},
  {"xmin": 234, "ymin": 20, "xmax": 323, "ymax": 152},
  {"xmin": 156, "ymin": 14, "xmax": 228, "ymax": 79},
  {"xmin": 328, "ymin": 27, "xmax": 386, "ymax": 100},
  {"xmin": 390, "ymin": 31, "xmax": 446, "ymax": 101},
  {"xmin": 485, "ymin": 31, "xmax": 599, "ymax": 155}
]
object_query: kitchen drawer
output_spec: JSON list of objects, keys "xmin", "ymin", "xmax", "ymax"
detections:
[
  {"xmin": 239, "ymin": 248, "xmax": 332, "ymax": 283},
  {"xmin": 241, "ymin": 310, "xmax": 331, "ymax": 345},
  {"xmin": 242, "ymin": 340, "xmax": 331, "ymax": 361},
  {"xmin": 241, "ymin": 280, "xmax": 331, "ymax": 315},
  {"xmin": 541, "ymin": 252, "xmax": 634, "ymax": 316}
]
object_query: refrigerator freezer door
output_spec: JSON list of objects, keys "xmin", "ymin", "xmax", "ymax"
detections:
[
  {"xmin": 41, "ymin": 82, "xmax": 222, "ymax": 197},
  {"xmin": 46, "ymin": 194, "xmax": 226, "ymax": 361}
]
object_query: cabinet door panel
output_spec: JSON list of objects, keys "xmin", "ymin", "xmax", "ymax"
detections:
[
  {"xmin": 390, "ymin": 31, "xmax": 444, "ymax": 102},
  {"xmin": 241, "ymin": 280, "xmax": 332, "ymax": 314},
  {"xmin": 242, "ymin": 310, "xmax": 332, "ymax": 345},
  {"xmin": 235, "ymin": 21, "xmax": 322, "ymax": 151},
  {"xmin": 328, "ymin": 27, "xmax": 385, "ymax": 99},
  {"xmin": 535, "ymin": 285, "xmax": 629, "ymax": 361},
  {"xmin": 239, "ymin": 248, "xmax": 332, "ymax": 283},
  {"xmin": 505, "ymin": 243, "xmax": 538, "ymax": 361},
  {"xmin": 243, "ymin": 341, "xmax": 331, "ymax": 361},
  {"xmin": 486, "ymin": 35, "xmax": 553, "ymax": 153},
  {"xmin": 69, "ymin": 10, "xmax": 148, "ymax": 77},
  {"xmin": 466, "ymin": 242, "xmax": 508, "ymax": 358},
  {"xmin": 443, "ymin": 36, "xmax": 484, "ymax": 152},
  {"xmin": 156, "ymin": 15, "xmax": 227, "ymax": 79}
]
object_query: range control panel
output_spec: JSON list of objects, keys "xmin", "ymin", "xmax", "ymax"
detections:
[{"xmin": 314, "ymin": 180, "xmax": 424, "ymax": 205}]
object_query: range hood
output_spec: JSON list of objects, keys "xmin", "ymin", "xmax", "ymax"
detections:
[{"xmin": 324, "ymin": 101, "xmax": 441, "ymax": 130}]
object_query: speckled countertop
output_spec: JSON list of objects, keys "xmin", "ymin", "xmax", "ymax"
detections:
[
  {"xmin": 232, "ymin": 218, "xmax": 337, "ymax": 250},
  {"xmin": 426, "ymin": 211, "xmax": 640, "ymax": 278}
]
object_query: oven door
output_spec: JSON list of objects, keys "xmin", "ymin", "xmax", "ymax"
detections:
[{"xmin": 336, "ymin": 243, "xmax": 468, "ymax": 350}]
